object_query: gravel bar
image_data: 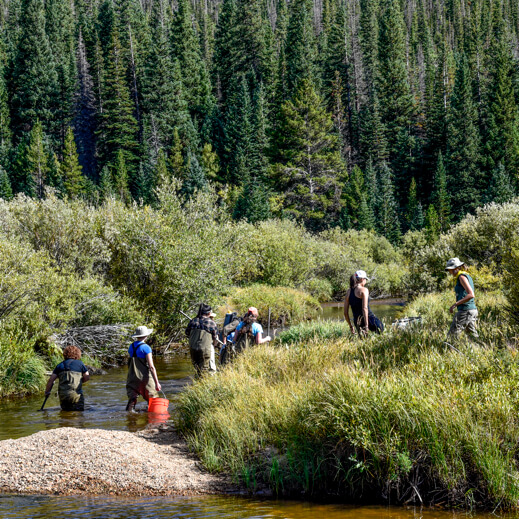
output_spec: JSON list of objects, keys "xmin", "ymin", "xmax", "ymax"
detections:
[{"xmin": 0, "ymin": 426, "xmax": 235, "ymax": 496}]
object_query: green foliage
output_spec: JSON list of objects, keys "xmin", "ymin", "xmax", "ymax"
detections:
[
  {"xmin": 225, "ymin": 284, "xmax": 321, "ymax": 326},
  {"xmin": 177, "ymin": 291, "xmax": 519, "ymax": 509}
]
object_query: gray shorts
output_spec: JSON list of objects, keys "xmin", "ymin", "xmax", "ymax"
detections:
[{"xmin": 448, "ymin": 309, "xmax": 478, "ymax": 338}]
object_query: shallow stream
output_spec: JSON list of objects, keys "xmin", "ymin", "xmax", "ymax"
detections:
[{"xmin": 4, "ymin": 302, "xmax": 512, "ymax": 518}]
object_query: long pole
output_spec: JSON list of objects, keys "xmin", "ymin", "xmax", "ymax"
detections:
[
  {"xmin": 268, "ymin": 307, "xmax": 271, "ymax": 338},
  {"xmin": 38, "ymin": 394, "xmax": 49, "ymax": 411}
]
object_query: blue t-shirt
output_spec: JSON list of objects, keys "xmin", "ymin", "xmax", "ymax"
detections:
[
  {"xmin": 128, "ymin": 341, "xmax": 152, "ymax": 358},
  {"xmin": 53, "ymin": 359, "xmax": 88, "ymax": 375},
  {"xmin": 235, "ymin": 321, "xmax": 263, "ymax": 338}
]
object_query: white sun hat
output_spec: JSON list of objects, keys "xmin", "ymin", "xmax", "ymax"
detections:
[
  {"xmin": 445, "ymin": 257, "xmax": 465, "ymax": 271},
  {"xmin": 355, "ymin": 270, "xmax": 370, "ymax": 282},
  {"xmin": 132, "ymin": 326, "xmax": 154, "ymax": 338}
]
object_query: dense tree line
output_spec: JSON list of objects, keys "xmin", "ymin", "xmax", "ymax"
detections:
[{"xmin": 0, "ymin": 0, "xmax": 518, "ymax": 240}]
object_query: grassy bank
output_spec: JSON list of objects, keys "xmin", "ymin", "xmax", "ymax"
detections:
[{"xmin": 177, "ymin": 291, "xmax": 519, "ymax": 510}]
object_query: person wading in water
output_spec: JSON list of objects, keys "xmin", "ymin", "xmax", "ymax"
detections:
[
  {"xmin": 186, "ymin": 304, "xmax": 218, "ymax": 377},
  {"xmin": 445, "ymin": 257, "xmax": 478, "ymax": 338},
  {"xmin": 45, "ymin": 345, "xmax": 90, "ymax": 411},
  {"xmin": 233, "ymin": 307, "xmax": 271, "ymax": 356},
  {"xmin": 344, "ymin": 270, "xmax": 384, "ymax": 335},
  {"xmin": 126, "ymin": 326, "xmax": 161, "ymax": 412}
]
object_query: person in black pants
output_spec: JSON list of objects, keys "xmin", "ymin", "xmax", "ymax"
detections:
[{"xmin": 344, "ymin": 270, "xmax": 384, "ymax": 335}]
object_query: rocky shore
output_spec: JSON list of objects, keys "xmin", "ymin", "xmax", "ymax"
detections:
[{"xmin": 0, "ymin": 426, "xmax": 235, "ymax": 496}]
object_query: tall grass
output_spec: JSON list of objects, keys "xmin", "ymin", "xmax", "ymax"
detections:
[{"xmin": 177, "ymin": 291, "xmax": 519, "ymax": 509}]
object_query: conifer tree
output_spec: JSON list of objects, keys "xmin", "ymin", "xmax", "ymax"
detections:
[
  {"xmin": 377, "ymin": 0, "xmax": 416, "ymax": 197},
  {"xmin": 169, "ymin": 128, "xmax": 185, "ymax": 179},
  {"xmin": 358, "ymin": 192, "xmax": 376, "ymax": 230},
  {"xmin": 182, "ymin": 154, "xmax": 207, "ymax": 198},
  {"xmin": 344, "ymin": 165, "xmax": 364, "ymax": 228},
  {"xmin": 61, "ymin": 128, "xmax": 86, "ymax": 198},
  {"xmin": 272, "ymin": 79, "xmax": 347, "ymax": 230},
  {"xmin": 113, "ymin": 149, "xmax": 131, "ymax": 204},
  {"xmin": 485, "ymin": 163, "xmax": 516, "ymax": 204},
  {"xmin": 0, "ymin": 166, "xmax": 13, "ymax": 200},
  {"xmin": 359, "ymin": 0, "xmax": 379, "ymax": 86},
  {"xmin": 97, "ymin": 28, "xmax": 139, "ymax": 183},
  {"xmin": 47, "ymin": 152, "xmax": 64, "ymax": 195},
  {"xmin": 99, "ymin": 166, "xmax": 114, "ymax": 200},
  {"xmin": 406, "ymin": 177, "xmax": 422, "ymax": 230},
  {"xmin": 285, "ymin": 0, "xmax": 318, "ymax": 96},
  {"xmin": 11, "ymin": 0, "xmax": 58, "ymax": 138},
  {"xmin": 233, "ymin": 175, "xmax": 271, "ymax": 223},
  {"xmin": 433, "ymin": 151, "xmax": 451, "ymax": 232},
  {"xmin": 364, "ymin": 157, "xmax": 377, "ymax": 219},
  {"xmin": 25, "ymin": 120, "xmax": 49, "ymax": 199},
  {"xmin": 0, "ymin": 65, "xmax": 11, "ymax": 159},
  {"xmin": 425, "ymin": 204, "xmax": 440, "ymax": 243},
  {"xmin": 375, "ymin": 162, "xmax": 401, "ymax": 243},
  {"xmin": 446, "ymin": 53, "xmax": 481, "ymax": 218},
  {"xmin": 201, "ymin": 143, "xmax": 220, "ymax": 182},
  {"xmin": 250, "ymin": 82, "xmax": 270, "ymax": 180},
  {"xmin": 359, "ymin": 88, "xmax": 388, "ymax": 166}
]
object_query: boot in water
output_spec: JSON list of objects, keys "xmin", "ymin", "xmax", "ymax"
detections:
[{"xmin": 126, "ymin": 397, "xmax": 137, "ymax": 412}]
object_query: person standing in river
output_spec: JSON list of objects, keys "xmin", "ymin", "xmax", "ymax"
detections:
[
  {"xmin": 126, "ymin": 326, "xmax": 161, "ymax": 412},
  {"xmin": 344, "ymin": 270, "xmax": 384, "ymax": 335},
  {"xmin": 186, "ymin": 303, "xmax": 219, "ymax": 377},
  {"xmin": 445, "ymin": 257, "xmax": 478, "ymax": 338},
  {"xmin": 45, "ymin": 345, "xmax": 90, "ymax": 411}
]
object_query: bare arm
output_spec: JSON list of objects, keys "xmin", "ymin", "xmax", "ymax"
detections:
[
  {"xmin": 45, "ymin": 373, "xmax": 58, "ymax": 396},
  {"xmin": 145, "ymin": 353, "xmax": 161, "ymax": 391},
  {"xmin": 344, "ymin": 290, "xmax": 355, "ymax": 333},
  {"xmin": 360, "ymin": 287, "xmax": 369, "ymax": 333},
  {"xmin": 450, "ymin": 275, "xmax": 475, "ymax": 313},
  {"xmin": 256, "ymin": 330, "xmax": 271, "ymax": 344}
]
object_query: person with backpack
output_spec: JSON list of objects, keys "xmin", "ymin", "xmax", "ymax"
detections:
[
  {"xmin": 344, "ymin": 270, "xmax": 384, "ymax": 335},
  {"xmin": 45, "ymin": 345, "xmax": 90, "ymax": 411},
  {"xmin": 445, "ymin": 257, "xmax": 478, "ymax": 338},
  {"xmin": 125, "ymin": 326, "xmax": 161, "ymax": 412},
  {"xmin": 233, "ymin": 307, "xmax": 271, "ymax": 355},
  {"xmin": 219, "ymin": 312, "xmax": 241, "ymax": 366},
  {"xmin": 186, "ymin": 303, "xmax": 218, "ymax": 377}
]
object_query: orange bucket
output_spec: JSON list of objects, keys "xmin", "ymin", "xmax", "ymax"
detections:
[{"xmin": 148, "ymin": 393, "xmax": 169, "ymax": 414}]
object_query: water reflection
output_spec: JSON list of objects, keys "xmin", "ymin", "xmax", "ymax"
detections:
[
  {"xmin": 0, "ymin": 356, "xmax": 193, "ymax": 441},
  {"xmin": 0, "ymin": 495, "xmax": 513, "ymax": 519}
]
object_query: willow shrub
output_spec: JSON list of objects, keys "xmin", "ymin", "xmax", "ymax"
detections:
[
  {"xmin": 177, "ymin": 291, "xmax": 519, "ymax": 509},
  {"xmin": 224, "ymin": 284, "xmax": 321, "ymax": 326}
]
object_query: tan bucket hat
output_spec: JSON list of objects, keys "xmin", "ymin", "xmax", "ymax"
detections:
[
  {"xmin": 132, "ymin": 325, "xmax": 154, "ymax": 338},
  {"xmin": 445, "ymin": 257, "xmax": 465, "ymax": 271}
]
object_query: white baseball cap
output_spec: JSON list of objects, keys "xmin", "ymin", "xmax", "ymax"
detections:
[{"xmin": 355, "ymin": 270, "xmax": 370, "ymax": 282}]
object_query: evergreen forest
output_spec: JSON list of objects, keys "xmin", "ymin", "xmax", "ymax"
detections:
[{"xmin": 0, "ymin": 0, "xmax": 518, "ymax": 238}]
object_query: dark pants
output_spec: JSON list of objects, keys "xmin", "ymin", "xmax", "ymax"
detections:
[{"xmin": 354, "ymin": 313, "xmax": 384, "ymax": 334}]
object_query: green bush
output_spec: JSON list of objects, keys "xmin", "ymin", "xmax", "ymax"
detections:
[{"xmin": 224, "ymin": 284, "xmax": 321, "ymax": 326}]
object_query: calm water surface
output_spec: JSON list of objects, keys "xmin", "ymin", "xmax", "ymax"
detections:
[
  {"xmin": 1, "ymin": 495, "xmax": 516, "ymax": 519},
  {"xmin": 321, "ymin": 301, "xmax": 406, "ymax": 324},
  {"xmin": 4, "ymin": 304, "xmax": 509, "ymax": 519}
]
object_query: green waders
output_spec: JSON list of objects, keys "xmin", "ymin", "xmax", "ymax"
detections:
[
  {"xmin": 126, "ymin": 346, "xmax": 158, "ymax": 410},
  {"xmin": 58, "ymin": 371, "xmax": 85, "ymax": 411},
  {"xmin": 189, "ymin": 328, "xmax": 216, "ymax": 377}
]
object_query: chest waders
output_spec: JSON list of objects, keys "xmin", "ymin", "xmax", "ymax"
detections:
[
  {"xmin": 189, "ymin": 328, "xmax": 216, "ymax": 377},
  {"xmin": 58, "ymin": 365, "xmax": 84, "ymax": 411},
  {"xmin": 126, "ymin": 344, "xmax": 157, "ymax": 411}
]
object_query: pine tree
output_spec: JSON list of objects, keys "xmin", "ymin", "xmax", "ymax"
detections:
[
  {"xmin": 377, "ymin": 0, "xmax": 416, "ymax": 198},
  {"xmin": 375, "ymin": 162, "xmax": 401, "ymax": 243},
  {"xmin": 61, "ymin": 127, "xmax": 86, "ymax": 198},
  {"xmin": 99, "ymin": 165, "xmax": 114, "ymax": 200},
  {"xmin": 169, "ymin": 128, "xmax": 185, "ymax": 179},
  {"xmin": 113, "ymin": 149, "xmax": 131, "ymax": 203},
  {"xmin": 182, "ymin": 154, "xmax": 207, "ymax": 198},
  {"xmin": 11, "ymin": 0, "xmax": 58, "ymax": 138},
  {"xmin": 406, "ymin": 177, "xmax": 422, "ymax": 230},
  {"xmin": 364, "ymin": 157, "xmax": 377, "ymax": 221},
  {"xmin": 0, "ymin": 165, "xmax": 13, "ymax": 200},
  {"xmin": 485, "ymin": 163, "xmax": 516, "ymax": 204},
  {"xmin": 201, "ymin": 143, "xmax": 220, "ymax": 182},
  {"xmin": 344, "ymin": 165, "xmax": 364, "ymax": 228},
  {"xmin": 285, "ymin": 0, "xmax": 318, "ymax": 96},
  {"xmin": 233, "ymin": 175, "xmax": 271, "ymax": 223},
  {"xmin": 0, "ymin": 64, "xmax": 11, "ymax": 159},
  {"xmin": 97, "ymin": 28, "xmax": 139, "ymax": 179},
  {"xmin": 358, "ymin": 192, "xmax": 376, "ymax": 230},
  {"xmin": 25, "ymin": 120, "xmax": 50, "ymax": 199},
  {"xmin": 359, "ymin": 88, "xmax": 388, "ymax": 166},
  {"xmin": 446, "ymin": 53, "xmax": 481, "ymax": 218},
  {"xmin": 272, "ymin": 79, "xmax": 347, "ymax": 230},
  {"xmin": 433, "ymin": 151, "xmax": 451, "ymax": 232},
  {"xmin": 250, "ymin": 82, "xmax": 270, "ymax": 180},
  {"xmin": 425, "ymin": 204, "xmax": 440, "ymax": 243}
]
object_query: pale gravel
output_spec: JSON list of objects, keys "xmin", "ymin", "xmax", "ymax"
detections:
[{"xmin": 0, "ymin": 426, "xmax": 236, "ymax": 496}]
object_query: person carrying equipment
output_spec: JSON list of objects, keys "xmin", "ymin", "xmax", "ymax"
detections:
[
  {"xmin": 344, "ymin": 270, "xmax": 384, "ymax": 335},
  {"xmin": 233, "ymin": 307, "xmax": 271, "ymax": 356},
  {"xmin": 219, "ymin": 312, "xmax": 241, "ymax": 365},
  {"xmin": 186, "ymin": 303, "xmax": 218, "ymax": 377},
  {"xmin": 445, "ymin": 257, "xmax": 478, "ymax": 338},
  {"xmin": 126, "ymin": 326, "xmax": 161, "ymax": 412},
  {"xmin": 45, "ymin": 345, "xmax": 90, "ymax": 411}
]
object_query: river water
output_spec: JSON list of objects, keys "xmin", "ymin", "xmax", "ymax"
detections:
[{"xmin": 3, "ymin": 303, "xmax": 516, "ymax": 518}]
